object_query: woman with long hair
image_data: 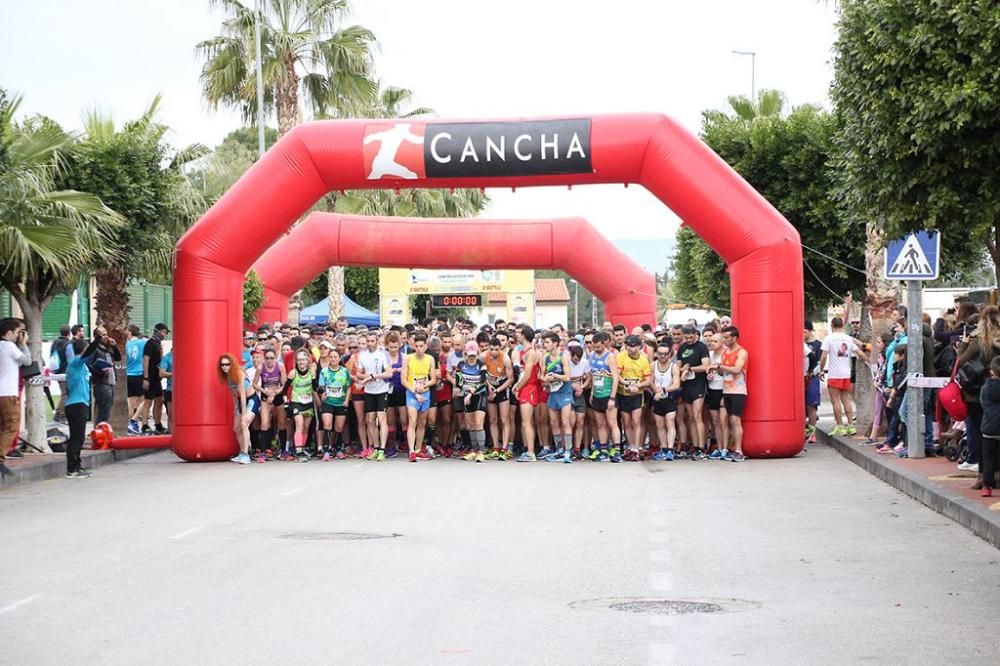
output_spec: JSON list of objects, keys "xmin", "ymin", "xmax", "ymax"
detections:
[
  {"xmin": 253, "ymin": 346, "xmax": 287, "ymax": 462},
  {"xmin": 217, "ymin": 353, "xmax": 259, "ymax": 464},
  {"xmin": 958, "ymin": 305, "xmax": 1000, "ymax": 485}
]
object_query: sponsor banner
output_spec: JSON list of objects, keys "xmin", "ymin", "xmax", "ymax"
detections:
[
  {"xmin": 506, "ymin": 292, "xmax": 535, "ymax": 325},
  {"xmin": 379, "ymin": 269, "xmax": 533, "ymax": 295},
  {"xmin": 364, "ymin": 119, "xmax": 592, "ymax": 180},
  {"xmin": 381, "ymin": 295, "xmax": 408, "ymax": 327}
]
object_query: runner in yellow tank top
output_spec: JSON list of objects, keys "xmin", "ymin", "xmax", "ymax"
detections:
[{"xmin": 400, "ymin": 332, "xmax": 438, "ymax": 463}]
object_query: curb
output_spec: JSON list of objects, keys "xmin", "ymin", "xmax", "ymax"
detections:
[
  {"xmin": 818, "ymin": 427, "xmax": 1000, "ymax": 548},
  {"xmin": 0, "ymin": 448, "xmax": 159, "ymax": 490}
]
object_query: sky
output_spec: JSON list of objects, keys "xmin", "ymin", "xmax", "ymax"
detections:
[{"xmin": 0, "ymin": 0, "xmax": 839, "ymax": 267}]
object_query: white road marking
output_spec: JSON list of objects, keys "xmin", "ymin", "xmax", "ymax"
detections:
[
  {"xmin": 0, "ymin": 594, "xmax": 40, "ymax": 615},
  {"xmin": 170, "ymin": 524, "xmax": 206, "ymax": 540},
  {"xmin": 280, "ymin": 487, "xmax": 304, "ymax": 497}
]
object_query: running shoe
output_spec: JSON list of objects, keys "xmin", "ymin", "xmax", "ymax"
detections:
[
  {"xmin": 296, "ymin": 451, "xmax": 310, "ymax": 463},
  {"xmin": 563, "ymin": 451, "xmax": 573, "ymax": 464},
  {"xmin": 416, "ymin": 450, "xmax": 432, "ymax": 460},
  {"xmin": 665, "ymin": 450, "xmax": 675, "ymax": 461},
  {"xmin": 581, "ymin": 446, "xmax": 591, "ymax": 460},
  {"xmin": 72, "ymin": 468, "xmax": 93, "ymax": 478},
  {"xmin": 322, "ymin": 452, "xmax": 331, "ymax": 462},
  {"xmin": 257, "ymin": 454, "xmax": 267, "ymax": 464},
  {"xmin": 596, "ymin": 449, "xmax": 610, "ymax": 462},
  {"xmin": 708, "ymin": 449, "xmax": 724, "ymax": 460},
  {"xmin": 691, "ymin": 449, "xmax": 705, "ymax": 461},
  {"xmin": 486, "ymin": 449, "xmax": 502, "ymax": 460},
  {"xmin": 373, "ymin": 449, "xmax": 385, "ymax": 462},
  {"xmin": 516, "ymin": 452, "xmax": 536, "ymax": 462},
  {"xmin": 462, "ymin": 451, "xmax": 478, "ymax": 461},
  {"xmin": 830, "ymin": 425, "xmax": 846, "ymax": 436},
  {"xmin": 720, "ymin": 449, "xmax": 733, "ymax": 461},
  {"xmin": 127, "ymin": 420, "xmax": 140, "ymax": 436},
  {"xmin": 501, "ymin": 449, "xmax": 514, "ymax": 461},
  {"xmin": 238, "ymin": 453, "xmax": 252, "ymax": 465},
  {"xmin": 609, "ymin": 447, "xmax": 621, "ymax": 459},
  {"xmin": 544, "ymin": 451, "xmax": 564, "ymax": 462},
  {"xmin": 154, "ymin": 423, "xmax": 168, "ymax": 435},
  {"xmin": 622, "ymin": 449, "xmax": 638, "ymax": 462},
  {"xmin": 537, "ymin": 447, "xmax": 554, "ymax": 460},
  {"xmin": 588, "ymin": 447, "xmax": 603, "ymax": 461},
  {"xmin": 425, "ymin": 445, "xmax": 437, "ymax": 458},
  {"xmin": 676, "ymin": 448, "xmax": 689, "ymax": 460},
  {"xmin": 141, "ymin": 424, "xmax": 153, "ymax": 435},
  {"xmin": 844, "ymin": 426, "xmax": 857, "ymax": 436},
  {"xmin": 409, "ymin": 452, "xmax": 417, "ymax": 463},
  {"xmin": 475, "ymin": 452, "xmax": 485, "ymax": 463},
  {"xmin": 335, "ymin": 450, "xmax": 346, "ymax": 460},
  {"xmin": 609, "ymin": 451, "xmax": 622, "ymax": 463},
  {"xmin": 230, "ymin": 454, "xmax": 242, "ymax": 463},
  {"xmin": 386, "ymin": 446, "xmax": 398, "ymax": 459},
  {"xmin": 652, "ymin": 450, "xmax": 668, "ymax": 461},
  {"xmin": 730, "ymin": 451, "xmax": 746, "ymax": 462}
]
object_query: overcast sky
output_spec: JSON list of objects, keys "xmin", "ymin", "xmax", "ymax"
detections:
[{"xmin": 0, "ymin": 0, "xmax": 838, "ymax": 252}]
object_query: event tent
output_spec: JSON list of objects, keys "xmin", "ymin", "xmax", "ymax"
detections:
[{"xmin": 298, "ymin": 295, "xmax": 380, "ymax": 327}]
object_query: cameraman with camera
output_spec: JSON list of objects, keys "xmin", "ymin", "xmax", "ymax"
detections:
[{"xmin": 0, "ymin": 318, "xmax": 32, "ymax": 477}]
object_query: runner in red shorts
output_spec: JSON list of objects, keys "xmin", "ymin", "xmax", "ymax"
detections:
[{"xmin": 512, "ymin": 325, "xmax": 544, "ymax": 461}]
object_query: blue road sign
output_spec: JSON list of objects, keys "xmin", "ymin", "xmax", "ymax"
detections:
[{"xmin": 884, "ymin": 231, "xmax": 940, "ymax": 281}]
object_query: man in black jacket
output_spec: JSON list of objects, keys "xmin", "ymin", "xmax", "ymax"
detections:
[
  {"xmin": 88, "ymin": 325, "xmax": 121, "ymax": 425},
  {"xmin": 51, "ymin": 326, "xmax": 72, "ymax": 422}
]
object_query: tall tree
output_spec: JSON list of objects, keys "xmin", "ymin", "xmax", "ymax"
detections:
[
  {"xmin": 198, "ymin": 0, "xmax": 377, "ymax": 135},
  {"xmin": 0, "ymin": 92, "xmax": 123, "ymax": 450},
  {"xmin": 60, "ymin": 96, "xmax": 206, "ymax": 340},
  {"xmin": 831, "ymin": 0, "xmax": 1000, "ymax": 285},
  {"xmin": 726, "ymin": 88, "xmax": 786, "ymax": 122}
]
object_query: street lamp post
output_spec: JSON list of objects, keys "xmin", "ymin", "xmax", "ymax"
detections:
[
  {"xmin": 732, "ymin": 49, "xmax": 756, "ymax": 100},
  {"xmin": 569, "ymin": 279, "xmax": 579, "ymax": 329},
  {"xmin": 254, "ymin": 0, "xmax": 266, "ymax": 159}
]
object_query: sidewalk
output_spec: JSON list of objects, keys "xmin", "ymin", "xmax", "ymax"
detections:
[
  {"xmin": 0, "ymin": 447, "xmax": 162, "ymax": 490},
  {"xmin": 817, "ymin": 427, "xmax": 1000, "ymax": 548}
]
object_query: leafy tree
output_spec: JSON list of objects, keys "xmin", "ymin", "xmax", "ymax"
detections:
[
  {"xmin": 59, "ymin": 96, "xmax": 206, "ymax": 339},
  {"xmin": 198, "ymin": 0, "xmax": 377, "ymax": 135},
  {"xmin": 671, "ymin": 100, "xmax": 864, "ymax": 313},
  {"xmin": 831, "ymin": 0, "xmax": 1000, "ymax": 284},
  {"xmin": 726, "ymin": 89, "xmax": 786, "ymax": 122},
  {"xmin": 243, "ymin": 269, "xmax": 264, "ymax": 323},
  {"xmin": 0, "ymin": 92, "xmax": 123, "ymax": 450}
]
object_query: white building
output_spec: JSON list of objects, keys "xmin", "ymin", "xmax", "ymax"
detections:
[{"xmin": 472, "ymin": 278, "xmax": 570, "ymax": 329}]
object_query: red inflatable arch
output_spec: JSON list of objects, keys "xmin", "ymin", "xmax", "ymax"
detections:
[
  {"xmin": 251, "ymin": 213, "xmax": 655, "ymax": 327},
  {"xmin": 170, "ymin": 114, "xmax": 804, "ymax": 462}
]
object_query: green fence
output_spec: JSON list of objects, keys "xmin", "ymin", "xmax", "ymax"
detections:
[{"xmin": 1, "ymin": 280, "xmax": 171, "ymax": 340}]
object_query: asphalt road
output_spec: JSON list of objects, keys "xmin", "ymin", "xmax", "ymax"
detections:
[{"xmin": 2, "ymin": 442, "xmax": 998, "ymax": 665}]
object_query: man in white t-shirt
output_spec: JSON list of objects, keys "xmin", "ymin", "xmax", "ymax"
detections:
[
  {"xmin": 0, "ymin": 318, "xmax": 33, "ymax": 477},
  {"xmin": 819, "ymin": 316, "xmax": 869, "ymax": 436},
  {"xmin": 358, "ymin": 332, "xmax": 392, "ymax": 460}
]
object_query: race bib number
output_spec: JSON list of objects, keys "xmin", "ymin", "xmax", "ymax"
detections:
[
  {"xmin": 330, "ymin": 385, "xmax": 345, "ymax": 399},
  {"xmin": 594, "ymin": 375, "xmax": 607, "ymax": 389},
  {"xmin": 549, "ymin": 380, "xmax": 564, "ymax": 392},
  {"xmin": 683, "ymin": 370, "xmax": 695, "ymax": 381}
]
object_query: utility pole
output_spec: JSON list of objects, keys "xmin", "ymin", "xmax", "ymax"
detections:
[
  {"xmin": 732, "ymin": 49, "xmax": 756, "ymax": 100},
  {"xmin": 254, "ymin": 0, "xmax": 266, "ymax": 159},
  {"xmin": 570, "ymin": 279, "xmax": 579, "ymax": 329}
]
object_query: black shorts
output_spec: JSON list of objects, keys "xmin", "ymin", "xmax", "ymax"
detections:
[
  {"xmin": 163, "ymin": 390, "xmax": 173, "ymax": 404},
  {"xmin": 590, "ymin": 395, "xmax": 612, "ymax": 413},
  {"xmin": 723, "ymin": 393, "xmax": 747, "ymax": 418},
  {"xmin": 489, "ymin": 387, "xmax": 511, "ymax": 404},
  {"xmin": 126, "ymin": 375, "xmax": 144, "ymax": 398},
  {"xmin": 434, "ymin": 397, "xmax": 452, "ymax": 409},
  {"xmin": 454, "ymin": 393, "xmax": 487, "ymax": 413},
  {"xmin": 320, "ymin": 403, "xmax": 348, "ymax": 417},
  {"xmin": 286, "ymin": 401, "xmax": 314, "ymax": 417},
  {"xmin": 352, "ymin": 392, "xmax": 366, "ymax": 403},
  {"xmin": 144, "ymin": 378, "xmax": 163, "ymax": 400},
  {"xmin": 617, "ymin": 393, "xmax": 643, "ymax": 413},
  {"xmin": 652, "ymin": 396, "xmax": 677, "ymax": 417},
  {"xmin": 386, "ymin": 389, "xmax": 406, "ymax": 408},
  {"xmin": 680, "ymin": 381, "xmax": 707, "ymax": 404},
  {"xmin": 364, "ymin": 393, "xmax": 388, "ymax": 413},
  {"xmin": 572, "ymin": 393, "xmax": 587, "ymax": 414},
  {"xmin": 706, "ymin": 388, "xmax": 724, "ymax": 411}
]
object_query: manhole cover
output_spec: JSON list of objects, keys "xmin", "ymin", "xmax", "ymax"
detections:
[
  {"xmin": 609, "ymin": 600, "xmax": 722, "ymax": 615},
  {"xmin": 277, "ymin": 531, "xmax": 401, "ymax": 541},
  {"xmin": 570, "ymin": 597, "xmax": 759, "ymax": 615}
]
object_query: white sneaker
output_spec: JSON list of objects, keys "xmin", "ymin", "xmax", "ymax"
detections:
[
  {"xmin": 958, "ymin": 462, "xmax": 979, "ymax": 472},
  {"xmin": 426, "ymin": 445, "xmax": 436, "ymax": 459}
]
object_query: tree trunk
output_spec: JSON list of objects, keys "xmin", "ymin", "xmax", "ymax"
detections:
[
  {"xmin": 327, "ymin": 267, "xmax": 345, "ymax": 322},
  {"xmin": 855, "ymin": 218, "xmax": 899, "ymax": 435},
  {"xmin": 20, "ymin": 301, "xmax": 52, "ymax": 453},
  {"xmin": 275, "ymin": 61, "xmax": 299, "ymax": 137},
  {"xmin": 94, "ymin": 268, "xmax": 131, "ymax": 434}
]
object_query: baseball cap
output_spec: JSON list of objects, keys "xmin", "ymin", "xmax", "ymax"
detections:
[
  {"xmin": 465, "ymin": 341, "xmax": 479, "ymax": 355},
  {"xmin": 154, "ymin": 322, "xmax": 169, "ymax": 333},
  {"xmin": 319, "ymin": 340, "xmax": 334, "ymax": 349}
]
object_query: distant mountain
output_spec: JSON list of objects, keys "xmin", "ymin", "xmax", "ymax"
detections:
[{"xmin": 613, "ymin": 238, "xmax": 674, "ymax": 274}]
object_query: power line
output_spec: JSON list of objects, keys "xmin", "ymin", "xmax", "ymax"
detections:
[{"xmin": 792, "ymin": 238, "xmax": 867, "ymax": 276}]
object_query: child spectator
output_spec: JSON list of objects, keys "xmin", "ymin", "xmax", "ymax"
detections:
[
  {"xmin": 978, "ymin": 356, "xmax": 1000, "ymax": 497},
  {"xmin": 878, "ymin": 344, "xmax": 908, "ymax": 455}
]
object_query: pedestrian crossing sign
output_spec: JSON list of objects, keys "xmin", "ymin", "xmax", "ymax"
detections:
[{"xmin": 884, "ymin": 231, "xmax": 940, "ymax": 280}]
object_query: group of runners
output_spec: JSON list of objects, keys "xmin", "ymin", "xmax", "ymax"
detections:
[{"xmin": 215, "ymin": 316, "xmax": 749, "ymax": 465}]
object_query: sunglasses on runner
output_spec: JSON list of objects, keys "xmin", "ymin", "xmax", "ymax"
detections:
[{"xmin": 219, "ymin": 361, "xmax": 231, "ymax": 367}]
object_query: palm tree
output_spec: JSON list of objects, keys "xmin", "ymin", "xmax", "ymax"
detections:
[
  {"xmin": 197, "ymin": 0, "xmax": 377, "ymax": 136},
  {"xmin": 726, "ymin": 89, "xmax": 786, "ymax": 121},
  {"xmin": 0, "ymin": 91, "xmax": 124, "ymax": 451},
  {"xmin": 321, "ymin": 83, "xmax": 486, "ymax": 322}
]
